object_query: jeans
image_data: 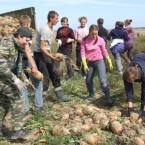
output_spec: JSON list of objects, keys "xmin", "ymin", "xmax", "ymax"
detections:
[
  {"xmin": 112, "ymin": 53, "xmax": 123, "ymax": 72},
  {"xmin": 22, "ymin": 58, "xmax": 43, "ymax": 113},
  {"xmin": 86, "ymin": 59, "xmax": 111, "ymax": 101}
]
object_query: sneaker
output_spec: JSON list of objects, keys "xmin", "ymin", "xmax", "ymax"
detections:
[
  {"xmin": 34, "ymin": 107, "xmax": 50, "ymax": 117},
  {"xmin": 10, "ymin": 129, "xmax": 34, "ymax": 141},
  {"xmin": 119, "ymin": 71, "xmax": 123, "ymax": 75},
  {"xmin": 23, "ymin": 109, "xmax": 34, "ymax": 122},
  {"xmin": 35, "ymin": 107, "xmax": 45, "ymax": 113},
  {"xmin": 43, "ymin": 91, "xmax": 48, "ymax": 96},
  {"xmin": 85, "ymin": 95, "xmax": 95, "ymax": 101}
]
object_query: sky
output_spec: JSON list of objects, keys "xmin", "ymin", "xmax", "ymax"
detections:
[{"xmin": 0, "ymin": 0, "xmax": 145, "ymax": 30}]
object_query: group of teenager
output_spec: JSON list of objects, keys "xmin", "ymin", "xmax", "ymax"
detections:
[{"xmin": 0, "ymin": 9, "xmax": 145, "ymax": 141}]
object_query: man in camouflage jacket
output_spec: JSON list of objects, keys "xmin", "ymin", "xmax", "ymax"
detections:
[{"xmin": 0, "ymin": 27, "xmax": 34, "ymax": 141}]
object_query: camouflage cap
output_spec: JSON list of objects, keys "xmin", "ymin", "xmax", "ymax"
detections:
[{"xmin": 14, "ymin": 27, "xmax": 32, "ymax": 38}]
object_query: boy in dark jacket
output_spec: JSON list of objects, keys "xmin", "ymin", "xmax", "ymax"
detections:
[
  {"xmin": 97, "ymin": 18, "xmax": 108, "ymax": 46},
  {"xmin": 123, "ymin": 53, "xmax": 145, "ymax": 117}
]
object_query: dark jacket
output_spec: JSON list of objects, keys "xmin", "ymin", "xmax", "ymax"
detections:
[
  {"xmin": 56, "ymin": 26, "xmax": 75, "ymax": 49},
  {"xmin": 124, "ymin": 53, "xmax": 145, "ymax": 103},
  {"xmin": 107, "ymin": 27, "xmax": 128, "ymax": 42},
  {"xmin": 98, "ymin": 25, "xmax": 108, "ymax": 44}
]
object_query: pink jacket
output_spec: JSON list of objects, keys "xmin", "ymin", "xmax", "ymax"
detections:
[
  {"xmin": 81, "ymin": 36, "xmax": 109, "ymax": 62},
  {"xmin": 74, "ymin": 26, "xmax": 89, "ymax": 40}
]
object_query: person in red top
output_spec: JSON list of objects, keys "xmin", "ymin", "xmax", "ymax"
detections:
[{"xmin": 56, "ymin": 17, "xmax": 75, "ymax": 79}]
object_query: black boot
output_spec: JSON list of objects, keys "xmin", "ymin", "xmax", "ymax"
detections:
[
  {"xmin": 104, "ymin": 91, "xmax": 113, "ymax": 107},
  {"xmin": 140, "ymin": 103, "xmax": 144, "ymax": 111},
  {"xmin": 2, "ymin": 127, "xmax": 33, "ymax": 141},
  {"xmin": 55, "ymin": 87, "xmax": 71, "ymax": 102}
]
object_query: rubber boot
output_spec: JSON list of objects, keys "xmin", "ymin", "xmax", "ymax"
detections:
[
  {"xmin": 55, "ymin": 87, "xmax": 71, "ymax": 102},
  {"xmin": 104, "ymin": 90, "xmax": 113, "ymax": 107},
  {"xmin": 85, "ymin": 92, "xmax": 95, "ymax": 100}
]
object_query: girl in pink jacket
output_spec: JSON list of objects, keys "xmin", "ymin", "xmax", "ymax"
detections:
[{"xmin": 81, "ymin": 24, "xmax": 113, "ymax": 106}]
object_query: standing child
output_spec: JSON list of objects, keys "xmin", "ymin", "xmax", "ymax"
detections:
[
  {"xmin": 56, "ymin": 17, "xmax": 75, "ymax": 79},
  {"xmin": 19, "ymin": 15, "xmax": 44, "ymax": 113},
  {"xmin": 74, "ymin": 16, "xmax": 89, "ymax": 70},
  {"xmin": 81, "ymin": 24, "xmax": 113, "ymax": 106},
  {"xmin": 123, "ymin": 53, "xmax": 145, "ymax": 117},
  {"xmin": 97, "ymin": 18, "xmax": 108, "ymax": 46}
]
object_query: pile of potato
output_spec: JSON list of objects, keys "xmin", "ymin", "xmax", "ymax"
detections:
[
  {"xmin": 0, "ymin": 16, "xmax": 20, "ymax": 35},
  {"xmin": 47, "ymin": 104, "xmax": 145, "ymax": 145},
  {"xmin": 0, "ymin": 16, "xmax": 35, "ymax": 36}
]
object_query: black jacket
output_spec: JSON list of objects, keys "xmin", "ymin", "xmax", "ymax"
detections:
[{"xmin": 124, "ymin": 53, "xmax": 145, "ymax": 102}]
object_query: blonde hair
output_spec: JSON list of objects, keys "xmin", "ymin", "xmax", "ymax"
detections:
[
  {"xmin": 78, "ymin": 16, "xmax": 87, "ymax": 23},
  {"xmin": 19, "ymin": 15, "xmax": 31, "ymax": 26},
  {"xmin": 125, "ymin": 19, "xmax": 132, "ymax": 25},
  {"xmin": 123, "ymin": 64, "xmax": 141, "ymax": 81}
]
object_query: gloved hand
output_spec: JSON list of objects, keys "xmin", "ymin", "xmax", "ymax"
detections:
[
  {"xmin": 82, "ymin": 58, "xmax": 89, "ymax": 74},
  {"xmin": 57, "ymin": 39, "xmax": 62, "ymax": 46},
  {"xmin": 67, "ymin": 38, "xmax": 72, "ymax": 43},
  {"xmin": 106, "ymin": 56, "xmax": 113, "ymax": 71},
  {"xmin": 12, "ymin": 74, "xmax": 27, "ymax": 90}
]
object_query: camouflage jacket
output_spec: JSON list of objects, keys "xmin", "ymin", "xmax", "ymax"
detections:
[{"xmin": 0, "ymin": 36, "xmax": 27, "ymax": 81}]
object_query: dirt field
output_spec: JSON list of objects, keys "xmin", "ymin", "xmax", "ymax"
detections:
[{"xmin": 134, "ymin": 28, "xmax": 145, "ymax": 36}]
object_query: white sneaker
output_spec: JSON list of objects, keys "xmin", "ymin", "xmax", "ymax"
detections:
[
  {"xmin": 119, "ymin": 71, "xmax": 123, "ymax": 75},
  {"xmin": 43, "ymin": 91, "xmax": 48, "ymax": 96}
]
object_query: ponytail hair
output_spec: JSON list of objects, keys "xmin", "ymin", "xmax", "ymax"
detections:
[
  {"xmin": 125, "ymin": 19, "xmax": 132, "ymax": 25},
  {"xmin": 89, "ymin": 24, "xmax": 98, "ymax": 45}
]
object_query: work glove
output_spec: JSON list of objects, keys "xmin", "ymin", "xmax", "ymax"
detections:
[
  {"xmin": 82, "ymin": 58, "xmax": 89, "ymax": 74},
  {"xmin": 67, "ymin": 38, "xmax": 72, "ymax": 43},
  {"xmin": 57, "ymin": 39, "xmax": 62, "ymax": 46},
  {"xmin": 106, "ymin": 56, "xmax": 113, "ymax": 71},
  {"xmin": 12, "ymin": 74, "xmax": 27, "ymax": 90}
]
